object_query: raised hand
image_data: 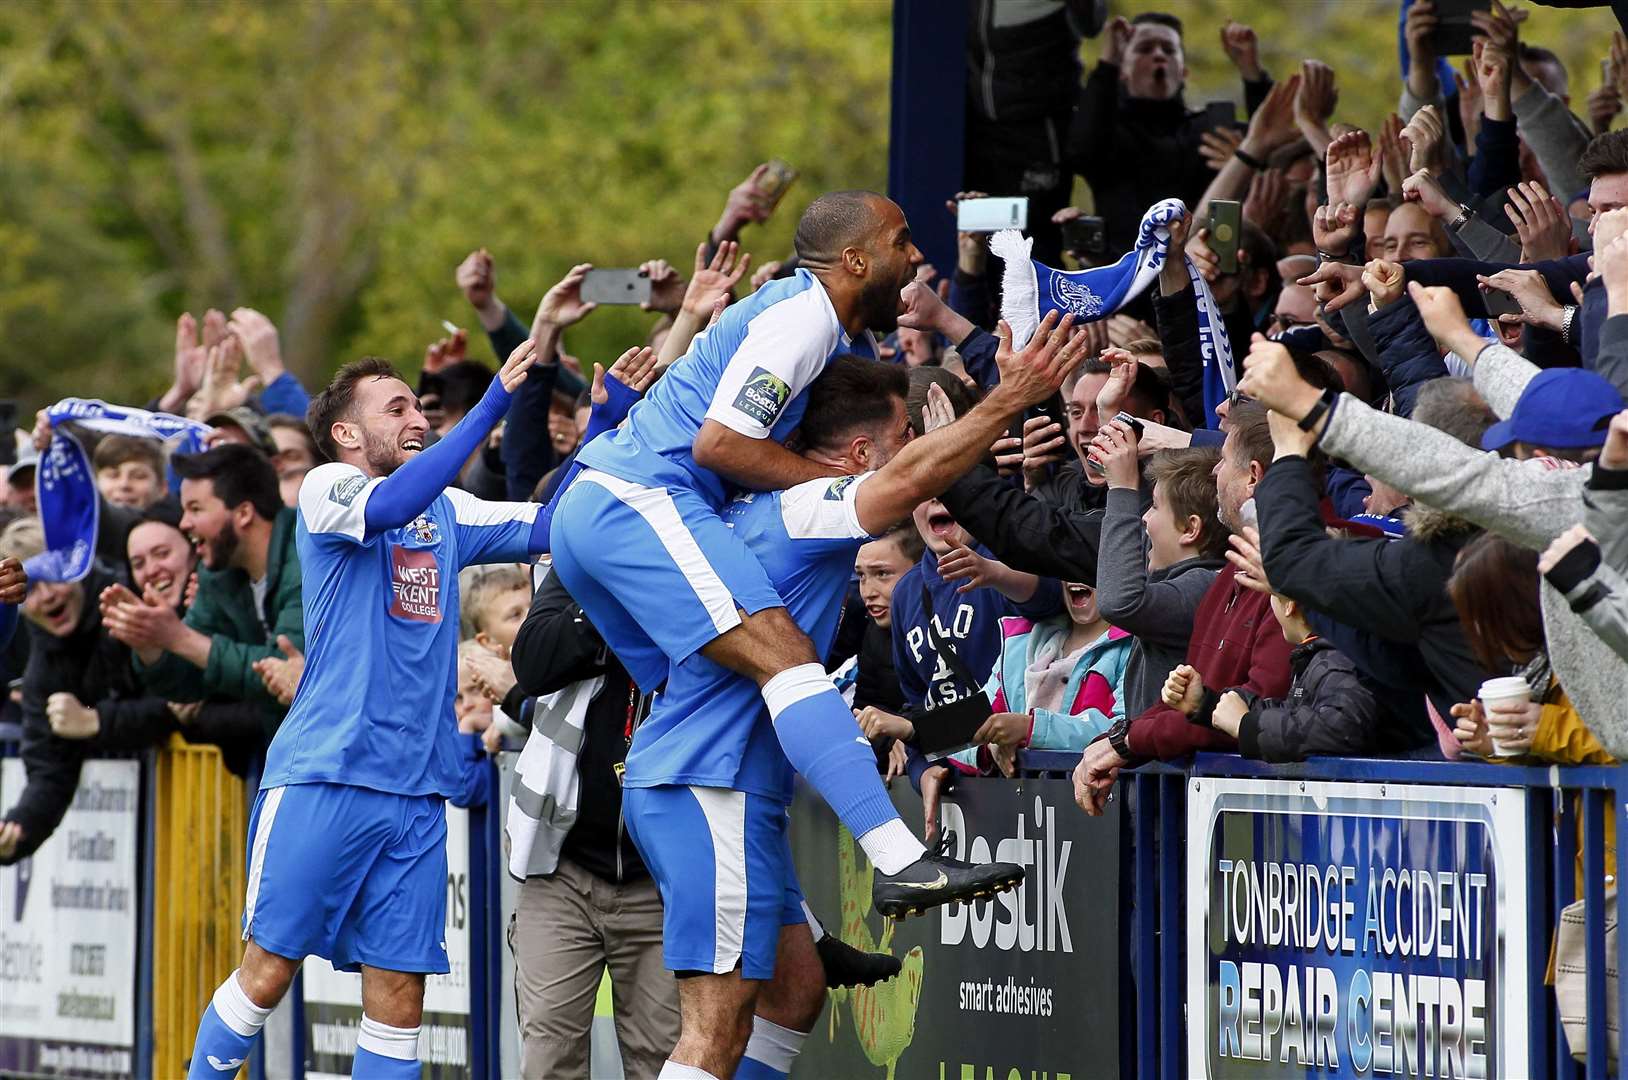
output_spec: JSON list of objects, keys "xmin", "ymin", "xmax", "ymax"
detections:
[
  {"xmin": 534, "ymin": 263, "xmax": 597, "ymax": 332},
  {"xmin": 1472, "ymin": 36, "xmax": 1514, "ymax": 122},
  {"xmin": 921, "ymin": 383, "xmax": 957, "ymax": 435},
  {"xmin": 1238, "ymin": 336, "xmax": 1319, "ymax": 419},
  {"xmin": 423, "ymin": 329, "xmax": 468, "ymax": 375},
  {"xmin": 592, "ymin": 345, "xmax": 661, "ymax": 404},
  {"xmin": 497, "ymin": 338, "xmax": 540, "ymax": 393},
  {"xmin": 1101, "ymin": 15, "xmax": 1132, "ymax": 67},
  {"xmin": 172, "ymin": 313, "xmax": 208, "ymax": 403},
  {"xmin": 938, "ymin": 545, "xmax": 1000, "ymax": 594},
  {"xmin": 1361, "ymin": 258, "xmax": 1407, "ymax": 309},
  {"xmin": 1404, "ymin": 0, "xmax": 1440, "ymax": 94},
  {"xmin": 456, "ymin": 248, "xmax": 497, "ymax": 311},
  {"xmin": 1504, "ymin": 181, "xmax": 1570, "ymax": 262},
  {"xmin": 1242, "ymin": 168, "xmax": 1289, "ymax": 236},
  {"xmin": 683, "ymin": 241, "xmax": 751, "ymax": 318},
  {"xmin": 1242, "ymin": 74, "xmax": 1304, "ymax": 156},
  {"xmin": 0, "ymin": 558, "xmax": 26, "ymax": 606},
  {"xmin": 991, "ymin": 312, "xmax": 1090, "ymax": 409},
  {"xmin": 189, "ymin": 336, "xmax": 259, "ymax": 419},
  {"xmin": 1603, "ymin": 410, "xmax": 1628, "ymax": 470},
  {"xmin": 1324, "ymin": 129, "xmax": 1382, "ymax": 209},
  {"xmin": 1226, "ymin": 526, "xmax": 1274, "ymax": 594},
  {"xmin": 201, "ymin": 308, "xmax": 228, "ymax": 351},
  {"xmin": 1296, "ymin": 260, "xmax": 1366, "ymax": 312},
  {"xmin": 749, "ymin": 260, "xmax": 783, "ymax": 291},
  {"xmin": 639, "ymin": 259, "xmax": 686, "ymax": 314},
  {"xmin": 1402, "ymin": 168, "xmax": 1460, "ymax": 221},
  {"xmin": 1198, "ymin": 127, "xmax": 1245, "ymax": 171},
  {"xmin": 1377, "ymin": 113, "xmax": 1409, "ymax": 195},
  {"xmin": 228, "ymin": 307, "xmax": 286, "ymax": 385},
  {"xmin": 1294, "ymin": 60, "xmax": 1338, "ymax": 153},
  {"xmin": 1312, "ymin": 202, "xmax": 1361, "ymax": 256},
  {"xmin": 714, "ymin": 164, "xmax": 776, "ymax": 242},
  {"xmin": 1406, "ymin": 281, "xmax": 1483, "ymax": 357},
  {"xmin": 1400, "ymin": 105, "xmax": 1448, "ymax": 175},
  {"xmin": 1019, "ymin": 415, "xmax": 1067, "ymax": 487},
  {"xmin": 1265, "ymin": 406, "xmax": 1319, "ymax": 461},
  {"xmin": 1089, "ymin": 419, "xmax": 1141, "ymax": 490},
  {"xmin": 1475, "ymin": 268, "xmax": 1566, "ymax": 331},
  {"xmin": 1219, "ymin": 20, "xmax": 1263, "ymax": 82}
]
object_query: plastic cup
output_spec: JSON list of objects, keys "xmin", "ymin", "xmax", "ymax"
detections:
[{"xmin": 1478, "ymin": 677, "xmax": 1532, "ymax": 757}]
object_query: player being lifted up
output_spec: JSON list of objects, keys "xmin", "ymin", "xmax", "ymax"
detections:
[
  {"xmin": 186, "ymin": 339, "xmax": 552, "ymax": 1079},
  {"xmin": 551, "ymin": 190, "xmax": 1019, "ymax": 910},
  {"xmin": 626, "ymin": 314, "xmax": 1088, "ymax": 1080}
]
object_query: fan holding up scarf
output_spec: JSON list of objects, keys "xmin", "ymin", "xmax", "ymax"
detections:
[
  {"xmin": 991, "ymin": 198, "xmax": 1236, "ymax": 428},
  {"xmin": 30, "ymin": 399, "xmax": 213, "ymax": 584}
]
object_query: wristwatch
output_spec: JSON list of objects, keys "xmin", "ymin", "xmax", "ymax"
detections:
[
  {"xmin": 1297, "ymin": 385, "xmax": 1339, "ymax": 432},
  {"xmin": 1561, "ymin": 304, "xmax": 1578, "ymax": 344},
  {"xmin": 1106, "ymin": 716, "xmax": 1134, "ymax": 760},
  {"xmin": 1448, "ymin": 204, "xmax": 1472, "ymax": 232}
]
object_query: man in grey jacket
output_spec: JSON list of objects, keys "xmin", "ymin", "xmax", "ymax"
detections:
[
  {"xmin": 1237, "ymin": 281, "xmax": 1628, "ymax": 755},
  {"xmin": 1541, "ymin": 411, "xmax": 1628, "ymax": 660}
]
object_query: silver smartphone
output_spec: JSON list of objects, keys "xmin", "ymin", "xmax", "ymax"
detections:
[
  {"xmin": 581, "ymin": 269, "xmax": 654, "ymax": 306},
  {"xmin": 957, "ymin": 196, "xmax": 1029, "ymax": 233}
]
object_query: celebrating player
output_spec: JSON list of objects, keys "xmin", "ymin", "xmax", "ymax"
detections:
[
  {"xmin": 625, "ymin": 314, "xmax": 1089, "ymax": 1080},
  {"xmin": 551, "ymin": 189, "xmax": 1018, "ymax": 910},
  {"xmin": 186, "ymin": 340, "xmax": 548, "ymax": 1079}
]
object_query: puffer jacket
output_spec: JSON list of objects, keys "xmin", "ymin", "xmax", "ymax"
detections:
[{"xmin": 1232, "ymin": 637, "xmax": 1380, "ymax": 763}]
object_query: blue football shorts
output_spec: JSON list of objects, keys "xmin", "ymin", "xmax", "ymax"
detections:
[
  {"xmin": 241, "ymin": 781, "xmax": 449, "ymax": 974},
  {"xmin": 622, "ymin": 784, "xmax": 806, "ymax": 980},
  {"xmin": 548, "ymin": 469, "xmax": 785, "ymax": 692}
]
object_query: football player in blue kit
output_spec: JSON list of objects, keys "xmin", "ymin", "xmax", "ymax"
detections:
[
  {"xmin": 550, "ymin": 190, "xmax": 1023, "ymax": 917},
  {"xmin": 624, "ymin": 314, "xmax": 1089, "ymax": 1080},
  {"xmin": 186, "ymin": 340, "xmax": 550, "ymax": 1079}
]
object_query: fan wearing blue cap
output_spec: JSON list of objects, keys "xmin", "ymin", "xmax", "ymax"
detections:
[{"xmin": 1480, "ymin": 367, "xmax": 1626, "ymax": 458}]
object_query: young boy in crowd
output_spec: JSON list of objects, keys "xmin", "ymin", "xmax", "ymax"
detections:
[
  {"xmin": 1162, "ymin": 590, "xmax": 1378, "ymax": 763},
  {"xmin": 458, "ymin": 564, "xmax": 534, "ymax": 752},
  {"xmin": 93, "ymin": 435, "xmax": 166, "ymax": 511},
  {"xmin": 1093, "ymin": 426, "xmax": 1228, "ymax": 716},
  {"xmin": 851, "ymin": 524, "xmax": 922, "ymax": 713}
]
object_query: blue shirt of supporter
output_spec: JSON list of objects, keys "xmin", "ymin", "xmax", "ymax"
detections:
[
  {"xmin": 576, "ymin": 269, "xmax": 877, "ymax": 508},
  {"xmin": 262, "ymin": 461, "xmax": 537, "ymax": 798},
  {"xmin": 623, "ymin": 473, "xmax": 877, "ymax": 803}
]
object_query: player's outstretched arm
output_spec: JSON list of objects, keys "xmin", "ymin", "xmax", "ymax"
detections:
[
  {"xmin": 854, "ymin": 313, "xmax": 1088, "ymax": 535},
  {"xmin": 363, "ymin": 339, "xmax": 538, "ymax": 536}
]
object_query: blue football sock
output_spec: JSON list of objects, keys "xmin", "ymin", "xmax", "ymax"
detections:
[
  {"xmin": 187, "ymin": 972, "xmax": 270, "ymax": 1079},
  {"xmin": 763, "ymin": 665, "xmax": 922, "ymax": 872},
  {"xmin": 352, "ymin": 1016, "xmax": 420, "ymax": 1078}
]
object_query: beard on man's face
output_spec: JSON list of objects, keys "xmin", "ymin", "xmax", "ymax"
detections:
[
  {"xmin": 860, "ymin": 272, "xmax": 903, "ymax": 334},
  {"xmin": 362, "ymin": 426, "xmax": 407, "ymax": 477},
  {"xmin": 204, "ymin": 520, "xmax": 239, "ymax": 572}
]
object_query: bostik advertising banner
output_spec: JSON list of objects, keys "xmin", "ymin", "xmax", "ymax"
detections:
[
  {"xmin": 1187, "ymin": 778, "xmax": 1529, "ymax": 1078},
  {"xmin": 790, "ymin": 776, "xmax": 1120, "ymax": 1080}
]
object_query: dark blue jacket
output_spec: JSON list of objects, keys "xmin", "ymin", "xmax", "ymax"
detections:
[{"xmin": 1369, "ymin": 297, "xmax": 1449, "ymax": 419}]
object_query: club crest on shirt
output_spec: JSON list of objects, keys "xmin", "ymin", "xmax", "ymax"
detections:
[
  {"xmin": 732, "ymin": 367, "xmax": 791, "ymax": 427},
  {"xmin": 407, "ymin": 515, "xmax": 440, "ymax": 545},
  {"xmin": 824, "ymin": 475, "xmax": 857, "ymax": 500},
  {"xmin": 328, "ymin": 475, "xmax": 367, "ymax": 507},
  {"xmin": 389, "ymin": 545, "xmax": 442, "ymax": 623}
]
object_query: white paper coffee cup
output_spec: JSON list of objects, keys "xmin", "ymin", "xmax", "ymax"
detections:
[{"xmin": 1478, "ymin": 677, "xmax": 1532, "ymax": 756}]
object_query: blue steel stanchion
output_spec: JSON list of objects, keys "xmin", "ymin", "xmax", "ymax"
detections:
[
  {"xmin": 1132, "ymin": 772, "xmax": 1157, "ymax": 1080},
  {"xmin": 1553, "ymin": 780, "xmax": 1583, "ymax": 1079},
  {"xmin": 1617, "ymin": 773, "xmax": 1628, "ymax": 1080},
  {"xmin": 135, "ymin": 752, "xmax": 155, "ymax": 1080},
  {"xmin": 1157, "ymin": 773, "xmax": 1183, "ymax": 1080},
  {"xmin": 1584, "ymin": 788, "xmax": 1609, "ymax": 1080},
  {"xmin": 467, "ymin": 788, "xmax": 493, "ymax": 1080},
  {"xmin": 1525, "ymin": 786, "xmax": 1555, "ymax": 1076}
]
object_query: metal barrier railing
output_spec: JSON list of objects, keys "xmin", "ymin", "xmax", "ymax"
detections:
[
  {"xmin": 151, "ymin": 735, "xmax": 248, "ymax": 1079},
  {"xmin": 1021, "ymin": 749, "xmax": 1627, "ymax": 1080}
]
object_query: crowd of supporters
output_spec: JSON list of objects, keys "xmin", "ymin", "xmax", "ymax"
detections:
[{"xmin": 4, "ymin": 2, "xmax": 1628, "ymax": 1073}]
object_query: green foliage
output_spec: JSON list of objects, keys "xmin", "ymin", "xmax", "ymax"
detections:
[{"xmin": 0, "ymin": 1, "xmax": 1620, "ymax": 414}]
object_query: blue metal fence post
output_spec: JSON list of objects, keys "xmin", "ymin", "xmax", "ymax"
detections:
[
  {"xmin": 1526, "ymin": 786, "xmax": 1555, "ymax": 1077},
  {"xmin": 1617, "ymin": 773, "xmax": 1628, "ymax": 1080},
  {"xmin": 135, "ymin": 753, "xmax": 155, "ymax": 1080},
  {"xmin": 1555, "ymin": 785, "xmax": 1583, "ymax": 1080},
  {"xmin": 1157, "ymin": 773, "xmax": 1183, "ymax": 1080},
  {"xmin": 1584, "ymin": 788, "xmax": 1609, "ymax": 1079},
  {"xmin": 1132, "ymin": 772, "xmax": 1157, "ymax": 1080}
]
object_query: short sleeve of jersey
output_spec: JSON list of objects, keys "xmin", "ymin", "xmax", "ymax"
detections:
[
  {"xmin": 703, "ymin": 285, "xmax": 838, "ymax": 439},
  {"xmin": 298, "ymin": 462, "xmax": 382, "ymax": 544},
  {"xmin": 777, "ymin": 473, "xmax": 875, "ymax": 552}
]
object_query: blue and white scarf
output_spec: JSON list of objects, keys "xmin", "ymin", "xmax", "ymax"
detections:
[
  {"xmin": 991, "ymin": 198, "xmax": 1237, "ymax": 427},
  {"xmin": 29, "ymin": 399, "xmax": 212, "ymax": 583}
]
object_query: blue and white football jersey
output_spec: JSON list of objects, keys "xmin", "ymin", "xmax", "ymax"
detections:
[
  {"xmin": 262, "ymin": 462, "xmax": 537, "ymax": 798},
  {"xmin": 622, "ymin": 472, "xmax": 877, "ymax": 802},
  {"xmin": 576, "ymin": 269, "xmax": 877, "ymax": 508}
]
